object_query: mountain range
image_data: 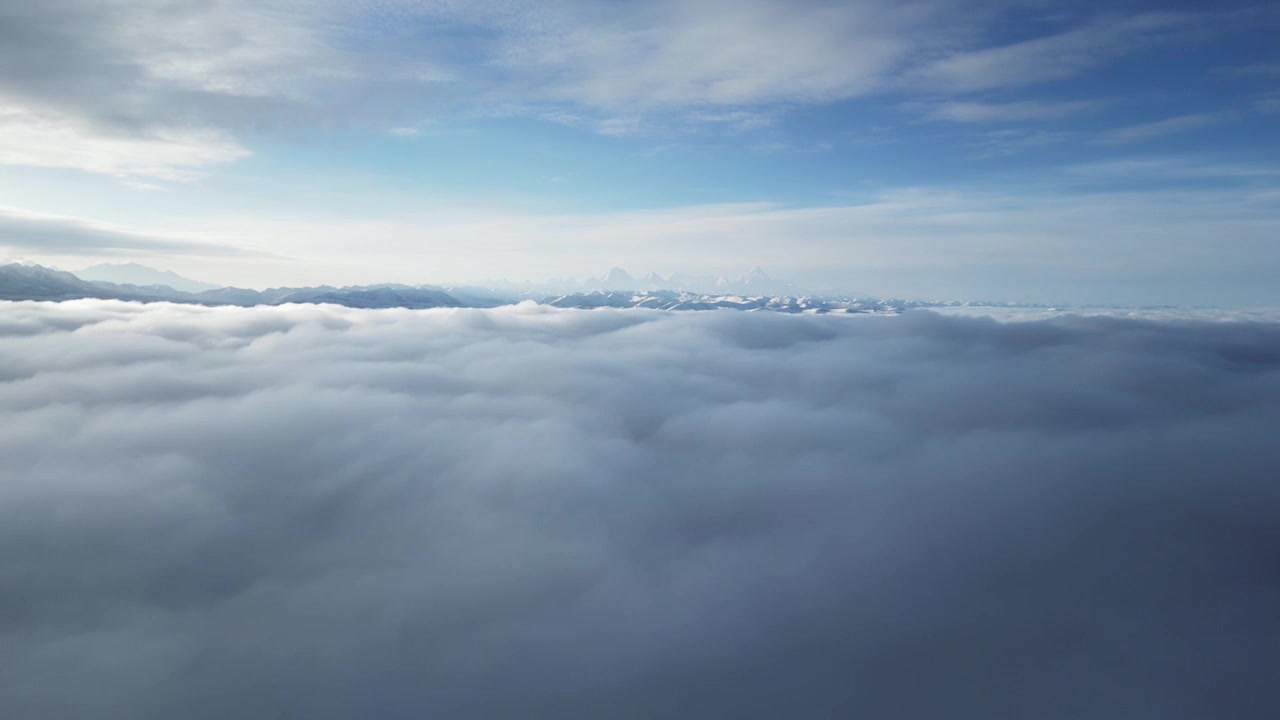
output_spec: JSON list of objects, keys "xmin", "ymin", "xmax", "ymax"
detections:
[{"xmin": 0, "ymin": 262, "xmax": 1011, "ymax": 314}]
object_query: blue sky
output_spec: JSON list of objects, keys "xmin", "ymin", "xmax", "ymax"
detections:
[{"xmin": 0, "ymin": 0, "xmax": 1277, "ymax": 304}]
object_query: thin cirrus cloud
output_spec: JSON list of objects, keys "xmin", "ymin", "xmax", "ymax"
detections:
[
  {"xmin": 905, "ymin": 12, "xmax": 1194, "ymax": 93},
  {"xmin": 912, "ymin": 99, "xmax": 1105, "ymax": 123},
  {"xmin": 1, "ymin": 301, "xmax": 1278, "ymax": 719},
  {"xmin": 0, "ymin": 0, "xmax": 1231, "ymax": 179},
  {"xmin": 974, "ymin": 128, "xmax": 1079, "ymax": 156},
  {"xmin": 1061, "ymin": 156, "xmax": 1280, "ymax": 181},
  {"xmin": 1095, "ymin": 111, "xmax": 1235, "ymax": 145},
  {"xmin": 0, "ymin": 206, "xmax": 260, "ymax": 258},
  {"xmin": 474, "ymin": 0, "xmax": 922, "ymax": 108}
]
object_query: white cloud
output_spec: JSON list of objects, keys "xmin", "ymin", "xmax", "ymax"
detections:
[
  {"xmin": 9, "ymin": 0, "xmax": 922, "ymax": 154},
  {"xmin": 915, "ymin": 99, "xmax": 1103, "ymax": 123},
  {"xmin": 0, "ymin": 0, "xmax": 431, "ymax": 180},
  {"xmin": 0, "ymin": 0, "xmax": 327, "ymax": 180},
  {"xmin": 1096, "ymin": 112, "xmax": 1233, "ymax": 145},
  {"xmin": 2, "ymin": 301, "xmax": 1279, "ymax": 718},
  {"xmin": 0, "ymin": 205, "xmax": 258, "ymax": 257},
  {"xmin": 115, "ymin": 0, "xmax": 350, "ymax": 96},
  {"xmin": 0, "ymin": 102, "xmax": 249, "ymax": 181},
  {"xmin": 480, "ymin": 0, "xmax": 922, "ymax": 109}
]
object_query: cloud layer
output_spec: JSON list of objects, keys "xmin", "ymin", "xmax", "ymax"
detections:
[{"xmin": 2, "ymin": 302, "xmax": 1279, "ymax": 718}]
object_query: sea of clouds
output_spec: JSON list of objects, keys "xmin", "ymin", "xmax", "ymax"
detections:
[{"xmin": 2, "ymin": 300, "xmax": 1279, "ymax": 719}]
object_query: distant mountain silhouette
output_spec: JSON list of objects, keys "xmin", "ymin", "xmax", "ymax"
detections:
[
  {"xmin": 0, "ymin": 263, "xmax": 141, "ymax": 301},
  {"xmin": 0, "ymin": 263, "xmax": 464, "ymax": 310},
  {"xmin": 75, "ymin": 262, "xmax": 222, "ymax": 294}
]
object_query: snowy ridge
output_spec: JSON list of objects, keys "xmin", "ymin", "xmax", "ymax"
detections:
[{"xmin": 1, "ymin": 262, "xmax": 1054, "ymax": 314}]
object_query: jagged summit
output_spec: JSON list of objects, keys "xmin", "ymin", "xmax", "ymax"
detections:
[
  {"xmin": 0, "ymin": 261, "xmax": 1031, "ymax": 314},
  {"xmin": 599, "ymin": 267, "xmax": 637, "ymax": 289}
]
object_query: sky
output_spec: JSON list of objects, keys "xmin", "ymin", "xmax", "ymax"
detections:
[{"xmin": 0, "ymin": 0, "xmax": 1278, "ymax": 304}]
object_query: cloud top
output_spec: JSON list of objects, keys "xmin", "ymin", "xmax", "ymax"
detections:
[{"xmin": 2, "ymin": 301, "xmax": 1279, "ymax": 718}]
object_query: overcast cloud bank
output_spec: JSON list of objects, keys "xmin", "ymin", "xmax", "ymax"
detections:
[{"xmin": 2, "ymin": 302, "xmax": 1279, "ymax": 718}]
